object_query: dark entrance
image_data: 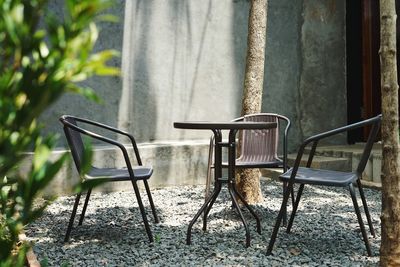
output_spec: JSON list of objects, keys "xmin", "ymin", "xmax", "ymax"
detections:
[
  {"xmin": 346, "ymin": 0, "xmax": 400, "ymax": 143},
  {"xmin": 346, "ymin": 0, "xmax": 381, "ymax": 143}
]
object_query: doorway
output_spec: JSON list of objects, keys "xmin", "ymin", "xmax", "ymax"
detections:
[
  {"xmin": 346, "ymin": 0, "xmax": 381, "ymax": 143},
  {"xmin": 346, "ymin": 0, "xmax": 400, "ymax": 143}
]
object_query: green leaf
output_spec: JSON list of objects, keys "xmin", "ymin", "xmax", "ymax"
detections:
[
  {"xmin": 0, "ymin": 0, "xmax": 119, "ymax": 262},
  {"xmin": 94, "ymin": 66, "xmax": 120, "ymax": 76},
  {"xmin": 97, "ymin": 14, "xmax": 119, "ymax": 23},
  {"xmin": 79, "ymin": 137, "xmax": 93, "ymax": 176},
  {"xmin": 66, "ymin": 85, "xmax": 102, "ymax": 103},
  {"xmin": 32, "ymin": 143, "xmax": 51, "ymax": 172}
]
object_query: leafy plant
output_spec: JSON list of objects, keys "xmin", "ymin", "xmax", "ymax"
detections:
[{"xmin": 0, "ymin": 0, "xmax": 119, "ymax": 265}]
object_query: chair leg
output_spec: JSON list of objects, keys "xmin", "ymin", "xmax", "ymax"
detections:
[
  {"xmin": 282, "ymin": 181, "xmax": 297, "ymax": 226},
  {"xmin": 131, "ymin": 180, "xmax": 154, "ymax": 242},
  {"xmin": 78, "ymin": 189, "xmax": 92, "ymax": 225},
  {"xmin": 205, "ymin": 167, "xmax": 214, "ymax": 201},
  {"xmin": 291, "ymin": 186, "xmax": 295, "ymax": 208},
  {"xmin": 143, "ymin": 180, "xmax": 159, "ymax": 223},
  {"xmin": 349, "ymin": 183, "xmax": 372, "ymax": 256},
  {"xmin": 356, "ymin": 179, "xmax": 375, "ymax": 237},
  {"xmin": 267, "ymin": 180, "xmax": 294, "ymax": 255},
  {"xmin": 64, "ymin": 193, "xmax": 81, "ymax": 242},
  {"xmin": 287, "ymin": 184, "xmax": 304, "ymax": 233},
  {"xmin": 282, "ymin": 182, "xmax": 288, "ymax": 226},
  {"xmin": 205, "ymin": 138, "xmax": 214, "ymax": 201}
]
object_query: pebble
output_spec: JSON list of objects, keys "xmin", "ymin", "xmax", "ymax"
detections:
[{"xmin": 25, "ymin": 180, "xmax": 381, "ymax": 266}]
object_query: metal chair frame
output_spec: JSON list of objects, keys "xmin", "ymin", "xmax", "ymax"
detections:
[
  {"xmin": 267, "ymin": 115, "xmax": 381, "ymax": 256},
  {"xmin": 60, "ymin": 115, "xmax": 159, "ymax": 242}
]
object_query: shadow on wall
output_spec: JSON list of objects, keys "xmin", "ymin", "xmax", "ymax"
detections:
[
  {"xmin": 119, "ymin": 0, "xmax": 157, "ymax": 143},
  {"xmin": 175, "ymin": 0, "xmax": 212, "ymax": 125},
  {"xmin": 39, "ymin": 0, "xmax": 125, "ymax": 148},
  {"xmin": 232, "ymin": 0, "xmax": 250, "ymax": 113},
  {"xmin": 163, "ymin": 0, "xmax": 249, "ymax": 179},
  {"xmin": 120, "ymin": 0, "xmax": 252, "ymax": 142},
  {"xmin": 162, "ymin": 0, "xmax": 213, "ymax": 178},
  {"xmin": 120, "ymin": 0, "xmax": 221, "ymax": 142}
]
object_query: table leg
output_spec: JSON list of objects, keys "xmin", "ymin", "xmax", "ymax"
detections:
[
  {"xmin": 229, "ymin": 128, "xmax": 260, "ymax": 247},
  {"xmin": 187, "ymin": 180, "xmax": 222, "ymax": 245},
  {"xmin": 228, "ymin": 182, "xmax": 251, "ymax": 247},
  {"xmin": 232, "ymin": 183, "xmax": 261, "ymax": 234},
  {"xmin": 203, "ymin": 181, "xmax": 222, "ymax": 231}
]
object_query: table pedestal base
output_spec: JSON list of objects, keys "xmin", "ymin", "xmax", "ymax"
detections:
[{"xmin": 186, "ymin": 178, "xmax": 261, "ymax": 247}]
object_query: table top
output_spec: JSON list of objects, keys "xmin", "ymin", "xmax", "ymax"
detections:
[{"xmin": 173, "ymin": 121, "xmax": 277, "ymax": 130}]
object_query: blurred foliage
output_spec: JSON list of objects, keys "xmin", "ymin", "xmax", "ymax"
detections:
[{"xmin": 0, "ymin": 0, "xmax": 119, "ymax": 265}]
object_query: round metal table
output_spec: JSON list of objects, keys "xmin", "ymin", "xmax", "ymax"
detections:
[{"xmin": 174, "ymin": 121, "xmax": 277, "ymax": 247}]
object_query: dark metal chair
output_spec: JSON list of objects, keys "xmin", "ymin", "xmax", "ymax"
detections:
[
  {"xmin": 60, "ymin": 115, "xmax": 159, "ymax": 242},
  {"xmin": 267, "ymin": 115, "xmax": 381, "ymax": 256}
]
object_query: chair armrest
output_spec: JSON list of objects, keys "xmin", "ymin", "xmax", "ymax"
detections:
[
  {"xmin": 61, "ymin": 115, "xmax": 143, "ymax": 165},
  {"xmin": 61, "ymin": 118, "xmax": 136, "ymax": 178},
  {"xmin": 289, "ymin": 115, "xmax": 381, "ymax": 181},
  {"xmin": 282, "ymin": 117, "xmax": 291, "ymax": 172},
  {"xmin": 303, "ymin": 115, "xmax": 381, "ymax": 146}
]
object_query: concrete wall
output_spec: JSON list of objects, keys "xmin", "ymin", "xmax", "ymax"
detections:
[
  {"xmin": 263, "ymin": 0, "xmax": 303, "ymax": 148},
  {"xmin": 42, "ymin": 0, "xmax": 346, "ymax": 147},
  {"xmin": 19, "ymin": 141, "xmax": 210, "ymax": 196},
  {"xmin": 263, "ymin": 0, "xmax": 347, "ymax": 149},
  {"xmin": 42, "ymin": 0, "xmax": 247, "ymax": 145},
  {"xmin": 36, "ymin": 0, "xmax": 347, "ymax": 194},
  {"xmin": 298, "ymin": 0, "xmax": 347, "ymax": 142}
]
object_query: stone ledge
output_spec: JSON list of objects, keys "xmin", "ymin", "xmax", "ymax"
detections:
[
  {"xmin": 360, "ymin": 180, "xmax": 381, "ymax": 190},
  {"xmin": 287, "ymin": 154, "xmax": 351, "ymax": 172},
  {"xmin": 18, "ymin": 140, "xmax": 211, "ymax": 197}
]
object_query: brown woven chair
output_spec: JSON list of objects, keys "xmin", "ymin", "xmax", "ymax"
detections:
[
  {"xmin": 204, "ymin": 113, "xmax": 292, "ymax": 224},
  {"xmin": 205, "ymin": 113, "xmax": 291, "ymax": 195}
]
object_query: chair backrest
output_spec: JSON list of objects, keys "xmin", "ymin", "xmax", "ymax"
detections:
[
  {"xmin": 60, "ymin": 116, "xmax": 85, "ymax": 173},
  {"xmin": 296, "ymin": 115, "xmax": 382, "ymax": 177},
  {"xmin": 356, "ymin": 116, "xmax": 381, "ymax": 176},
  {"xmin": 238, "ymin": 113, "xmax": 290, "ymax": 163}
]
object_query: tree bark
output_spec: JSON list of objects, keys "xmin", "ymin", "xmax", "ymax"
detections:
[
  {"xmin": 236, "ymin": 0, "xmax": 268, "ymax": 204},
  {"xmin": 379, "ymin": 0, "xmax": 400, "ymax": 265}
]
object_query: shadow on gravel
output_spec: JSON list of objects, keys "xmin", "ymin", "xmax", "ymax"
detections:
[{"xmin": 26, "ymin": 180, "xmax": 381, "ymax": 266}]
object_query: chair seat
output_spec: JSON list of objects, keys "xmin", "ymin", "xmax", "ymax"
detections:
[
  {"xmin": 85, "ymin": 166, "xmax": 153, "ymax": 181},
  {"xmin": 279, "ymin": 167, "xmax": 358, "ymax": 187}
]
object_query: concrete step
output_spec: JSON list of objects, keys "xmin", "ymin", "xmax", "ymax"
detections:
[
  {"xmin": 287, "ymin": 154, "xmax": 351, "ymax": 172},
  {"xmin": 261, "ymin": 154, "xmax": 351, "ymax": 181},
  {"xmin": 308, "ymin": 144, "xmax": 382, "ymax": 184},
  {"xmin": 260, "ymin": 168, "xmax": 284, "ymax": 181}
]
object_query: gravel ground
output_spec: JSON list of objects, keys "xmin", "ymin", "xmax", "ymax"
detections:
[{"xmin": 26, "ymin": 179, "xmax": 381, "ymax": 266}]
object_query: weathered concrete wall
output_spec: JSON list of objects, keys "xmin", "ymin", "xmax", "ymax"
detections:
[
  {"xmin": 263, "ymin": 0, "xmax": 303, "ymax": 149},
  {"xmin": 41, "ymin": 0, "xmax": 346, "ymax": 148},
  {"xmin": 263, "ymin": 0, "xmax": 347, "ymax": 149},
  {"xmin": 41, "ymin": 0, "xmax": 248, "ymax": 145},
  {"xmin": 36, "ymin": 0, "xmax": 347, "ymax": 193},
  {"xmin": 298, "ymin": 0, "xmax": 347, "ymax": 143}
]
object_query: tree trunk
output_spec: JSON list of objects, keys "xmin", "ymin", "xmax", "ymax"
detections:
[
  {"xmin": 236, "ymin": 0, "xmax": 268, "ymax": 204},
  {"xmin": 379, "ymin": 0, "xmax": 400, "ymax": 265}
]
